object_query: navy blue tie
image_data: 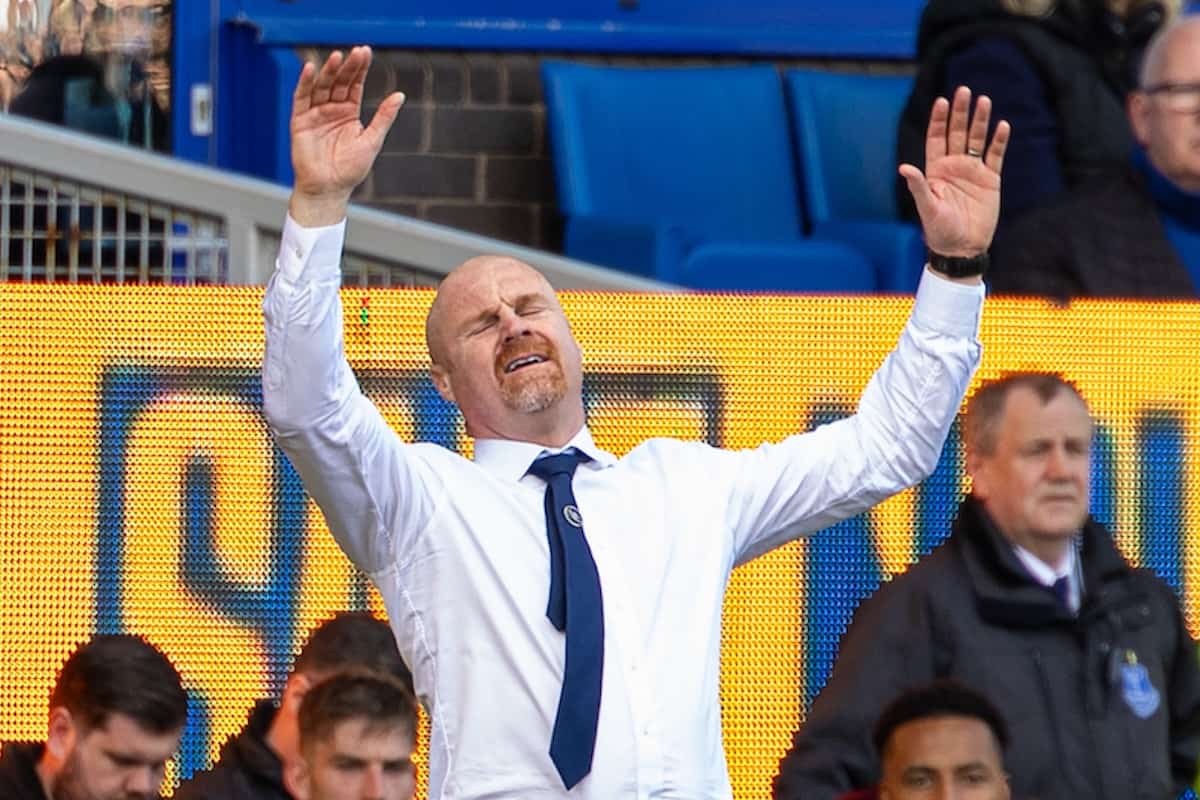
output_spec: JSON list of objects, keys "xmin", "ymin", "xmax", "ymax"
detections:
[
  {"xmin": 1051, "ymin": 576, "xmax": 1071, "ymax": 609},
  {"xmin": 527, "ymin": 450, "xmax": 604, "ymax": 789}
]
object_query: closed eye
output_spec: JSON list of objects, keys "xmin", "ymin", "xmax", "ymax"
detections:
[{"xmin": 469, "ymin": 317, "xmax": 497, "ymax": 336}]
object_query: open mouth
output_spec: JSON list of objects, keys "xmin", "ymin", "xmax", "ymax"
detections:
[{"xmin": 503, "ymin": 355, "xmax": 548, "ymax": 374}]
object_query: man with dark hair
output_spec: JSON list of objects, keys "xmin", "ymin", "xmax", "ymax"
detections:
[
  {"xmin": 283, "ymin": 672, "xmax": 418, "ymax": 800},
  {"xmin": 177, "ymin": 612, "xmax": 412, "ymax": 800},
  {"xmin": 775, "ymin": 371, "xmax": 1200, "ymax": 799},
  {"xmin": 0, "ymin": 633, "xmax": 188, "ymax": 800},
  {"xmin": 871, "ymin": 680, "xmax": 1009, "ymax": 800}
]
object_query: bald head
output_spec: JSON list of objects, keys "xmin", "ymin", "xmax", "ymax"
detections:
[
  {"xmin": 1139, "ymin": 16, "xmax": 1200, "ymax": 88},
  {"xmin": 1130, "ymin": 16, "xmax": 1200, "ymax": 192},
  {"xmin": 425, "ymin": 255, "xmax": 557, "ymax": 367},
  {"xmin": 423, "ymin": 253, "xmax": 585, "ymax": 446}
]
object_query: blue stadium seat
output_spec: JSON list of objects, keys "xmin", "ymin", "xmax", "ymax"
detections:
[
  {"xmin": 785, "ymin": 69, "xmax": 927, "ymax": 293},
  {"xmin": 542, "ymin": 61, "xmax": 876, "ymax": 292}
]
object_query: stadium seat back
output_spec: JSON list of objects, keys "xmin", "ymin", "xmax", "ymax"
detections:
[{"xmin": 543, "ymin": 62, "xmax": 803, "ymax": 241}]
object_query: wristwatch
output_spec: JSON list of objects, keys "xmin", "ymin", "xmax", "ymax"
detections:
[{"xmin": 927, "ymin": 250, "xmax": 989, "ymax": 279}]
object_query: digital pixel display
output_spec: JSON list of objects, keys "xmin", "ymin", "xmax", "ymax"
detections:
[{"xmin": 2, "ymin": 285, "xmax": 1197, "ymax": 797}]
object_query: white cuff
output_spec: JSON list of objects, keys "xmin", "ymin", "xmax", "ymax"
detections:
[
  {"xmin": 276, "ymin": 214, "xmax": 347, "ymax": 283},
  {"xmin": 910, "ymin": 266, "xmax": 985, "ymax": 339}
]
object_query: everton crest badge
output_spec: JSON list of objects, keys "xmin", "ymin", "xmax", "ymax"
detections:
[{"xmin": 1119, "ymin": 651, "xmax": 1161, "ymax": 719}]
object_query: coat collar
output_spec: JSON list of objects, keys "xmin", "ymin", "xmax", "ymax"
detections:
[{"xmin": 951, "ymin": 496, "xmax": 1131, "ymax": 627}]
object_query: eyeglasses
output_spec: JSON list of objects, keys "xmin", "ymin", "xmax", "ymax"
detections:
[{"xmin": 1141, "ymin": 81, "xmax": 1200, "ymax": 114}]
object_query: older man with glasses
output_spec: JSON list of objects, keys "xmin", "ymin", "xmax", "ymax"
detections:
[{"xmin": 990, "ymin": 15, "xmax": 1200, "ymax": 300}]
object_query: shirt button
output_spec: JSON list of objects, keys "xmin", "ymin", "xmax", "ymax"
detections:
[{"xmin": 294, "ymin": 244, "xmax": 304, "ymax": 258}]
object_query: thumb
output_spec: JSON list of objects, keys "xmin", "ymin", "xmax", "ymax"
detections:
[
  {"xmin": 364, "ymin": 91, "xmax": 406, "ymax": 148},
  {"xmin": 899, "ymin": 164, "xmax": 936, "ymax": 222}
]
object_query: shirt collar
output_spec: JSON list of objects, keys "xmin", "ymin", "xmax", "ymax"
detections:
[
  {"xmin": 1012, "ymin": 541, "xmax": 1075, "ymax": 587},
  {"xmin": 472, "ymin": 426, "xmax": 617, "ymax": 483}
]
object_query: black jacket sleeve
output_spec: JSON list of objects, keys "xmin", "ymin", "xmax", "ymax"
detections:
[
  {"xmin": 772, "ymin": 577, "xmax": 943, "ymax": 800},
  {"xmin": 1162, "ymin": 580, "xmax": 1200, "ymax": 793},
  {"xmin": 988, "ymin": 201, "xmax": 1080, "ymax": 303}
]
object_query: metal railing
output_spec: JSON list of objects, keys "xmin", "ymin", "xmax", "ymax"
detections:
[{"xmin": 0, "ymin": 113, "xmax": 671, "ymax": 290}]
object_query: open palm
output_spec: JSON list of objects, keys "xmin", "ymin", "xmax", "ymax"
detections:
[
  {"xmin": 291, "ymin": 46, "xmax": 405, "ymax": 202},
  {"xmin": 899, "ymin": 87, "xmax": 1010, "ymax": 258}
]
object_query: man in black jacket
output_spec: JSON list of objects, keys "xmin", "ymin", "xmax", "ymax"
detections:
[
  {"xmin": 989, "ymin": 17, "xmax": 1200, "ymax": 300},
  {"xmin": 0, "ymin": 634, "xmax": 187, "ymax": 800},
  {"xmin": 774, "ymin": 372, "xmax": 1200, "ymax": 800},
  {"xmin": 176, "ymin": 612, "xmax": 412, "ymax": 800}
]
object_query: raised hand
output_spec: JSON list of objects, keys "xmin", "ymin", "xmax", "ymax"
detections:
[
  {"xmin": 899, "ymin": 86, "xmax": 1010, "ymax": 259},
  {"xmin": 289, "ymin": 46, "xmax": 406, "ymax": 226}
]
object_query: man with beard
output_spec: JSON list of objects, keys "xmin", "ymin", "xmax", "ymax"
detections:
[
  {"xmin": 263, "ymin": 46, "xmax": 1008, "ymax": 799},
  {"xmin": 0, "ymin": 634, "xmax": 187, "ymax": 800}
]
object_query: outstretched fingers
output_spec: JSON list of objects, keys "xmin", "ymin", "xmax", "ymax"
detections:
[
  {"xmin": 364, "ymin": 91, "xmax": 406, "ymax": 148},
  {"xmin": 986, "ymin": 119, "xmax": 1011, "ymax": 175},
  {"xmin": 898, "ymin": 163, "xmax": 935, "ymax": 220},
  {"xmin": 945, "ymin": 86, "xmax": 971, "ymax": 158},
  {"xmin": 346, "ymin": 46, "xmax": 373, "ymax": 106},
  {"xmin": 330, "ymin": 46, "xmax": 368, "ymax": 104},
  {"xmin": 292, "ymin": 60, "xmax": 316, "ymax": 116},
  {"xmin": 966, "ymin": 94, "xmax": 990, "ymax": 158},
  {"xmin": 924, "ymin": 96, "xmax": 950, "ymax": 166},
  {"xmin": 309, "ymin": 50, "xmax": 343, "ymax": 108}
]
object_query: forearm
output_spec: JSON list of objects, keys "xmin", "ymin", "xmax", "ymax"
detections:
[
  {"xmin": 262, "ymin": 215, "xmax": 351, "ymax": 433},
  {"xmin": 727, "ymin": 270, "xmax": 981, "ymax": 559},
  {"xmin": 853, "ymin": 268, "xmax": 983, "ymax": 485},
  {"xmin": 261, "ymin": 215, "xmax": 427, "ymax": 572},
  {"xmin": 289, "ymin": 189, "xmax": 351, "ymax": 228}
]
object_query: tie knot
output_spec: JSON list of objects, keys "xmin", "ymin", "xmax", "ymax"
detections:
[
  {"xmin": 527, "ymin": 449, "xmax": 590, "ymax": 480},
  {"xmin": 1051, "ymin": 576, "xmax": 1071, "ymax": 607}
]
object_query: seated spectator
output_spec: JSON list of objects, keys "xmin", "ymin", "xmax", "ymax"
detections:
[
  {"xmin": 283, "ymin": 671, "xmax": 418, "ymax": 800},
  {"xmin": 990, "ymin": 16, "xmax": 1200, "ymax": 299},
  {"xmin": 898, "ymin": 0, "xmax": 1178, "ymax": 228},
  {"xmin": 774, "ymin": 372, "xmax": 1200, "ymax": 799},
  {"xmin": 8, "ymin": 53, "xmax": 123, "ymax": 140},
  {"xmin": 176, "ymin": 612, "xmax": 412, "ymax": 800},
  {"xmin": 0, "ymin": 634, "xmax": 188, "ymax": 800},
  {"xmin": 839, "ymin": 680, "xmax": 1011, "ymax": 800}
]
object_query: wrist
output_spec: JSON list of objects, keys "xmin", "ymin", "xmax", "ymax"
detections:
[
  {"xmin": 927, "ymin": 249, "xmax": 989, "ymax": 279},
  {"xmin": 289, "ymin": 190, "xmax": 352, "ymax": 228}
]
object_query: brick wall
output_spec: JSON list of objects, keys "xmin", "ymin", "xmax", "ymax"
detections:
[
  {"xmin": 355, "ymin": 51, "xmax": 908, "ymax": 253},
  {"xmin": 353, "ymin": 52, "xmax": 555, "ymax": 250}
]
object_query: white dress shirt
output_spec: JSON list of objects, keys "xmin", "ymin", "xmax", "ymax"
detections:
[
  {"xmin": 1013, "ymin": 542, "xmax": 1081, "ymax": 613},
  {"xmin": 261, "ymin": 216, "xmax": 984, "ymax": 799}
]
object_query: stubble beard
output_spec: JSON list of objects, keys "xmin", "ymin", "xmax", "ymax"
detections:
[
  {"xmin": 51, "ymin": 753, "xmax": 94, "ymax": 800},
  {"xmin": 53, "ymin": 751, "xmax": 148, "ymax": 800},
  {"xmin": 496, "ymin": 336, "xmax": 569, "ymax": 414},
  {"xmin": 501, "ymin": 369, "xmax": 568, "ymax": 413}
]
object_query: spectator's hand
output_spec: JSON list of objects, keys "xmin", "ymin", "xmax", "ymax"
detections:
[
  {"xmin": 900, "ymin": 86, "xmax": 1009, "ymax": 258},
  {"xmin": 289, "ymin": 46, "xmax": 405, "ymax": 226}
]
